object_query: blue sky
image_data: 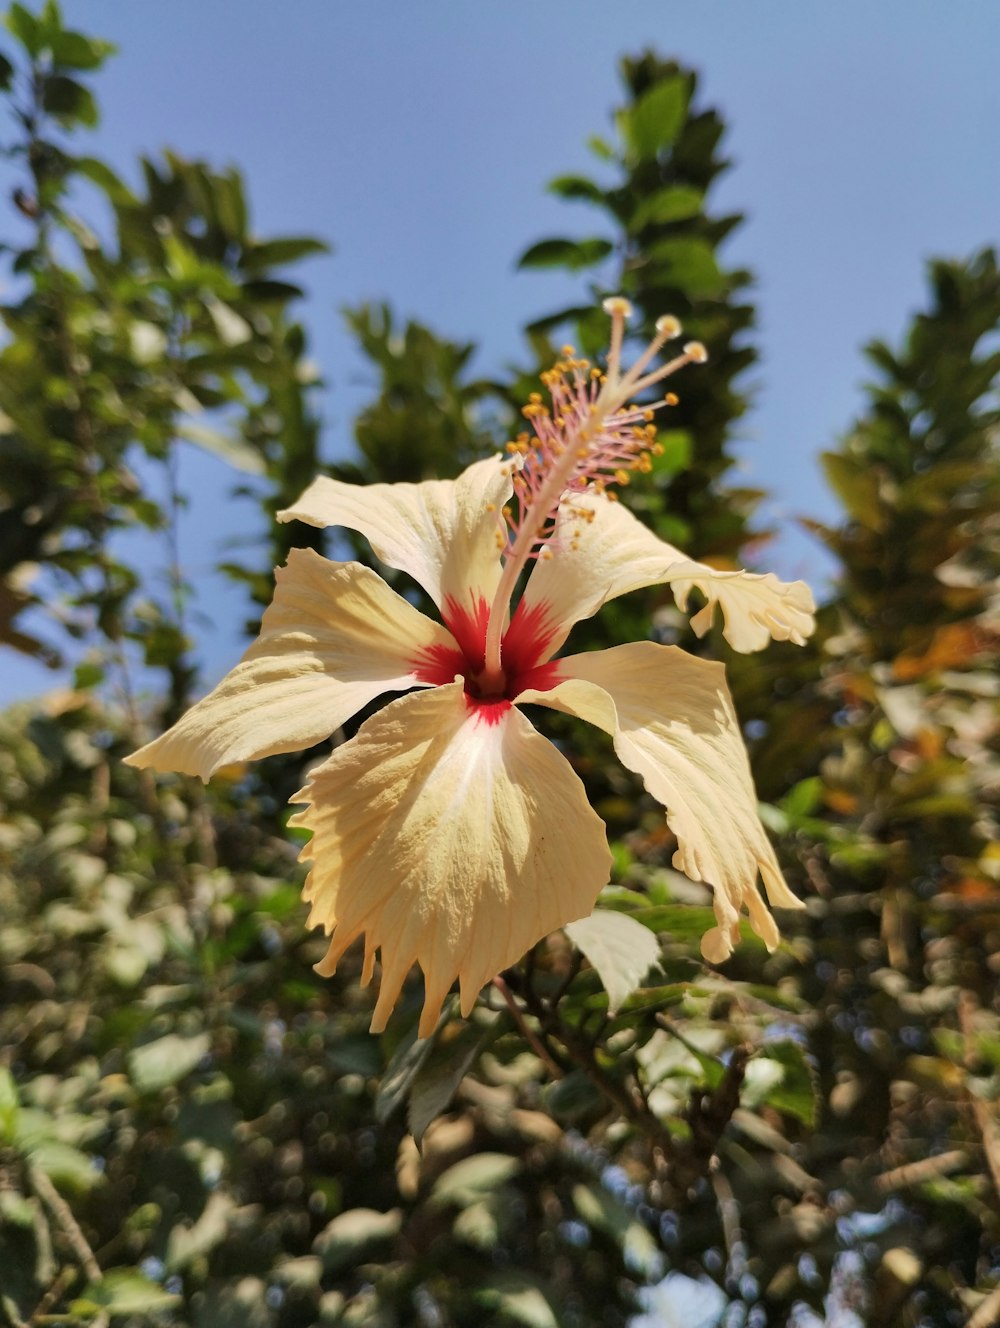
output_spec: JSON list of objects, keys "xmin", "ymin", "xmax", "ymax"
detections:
[{"xmin": 5, "ymin": 1, "xmax": 1000, "ymax": 700}]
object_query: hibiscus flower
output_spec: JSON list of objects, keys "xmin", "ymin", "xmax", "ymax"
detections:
[{"xmin": 127, "ymin": 300, "xmax": 814, "ymax": 1037}]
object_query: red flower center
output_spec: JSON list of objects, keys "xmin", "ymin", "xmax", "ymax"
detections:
[{"xmin": 411, "ymin": 595, "xmax": 562, "ymax": 724}]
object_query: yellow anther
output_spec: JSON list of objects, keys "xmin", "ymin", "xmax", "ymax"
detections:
[
  {"xmin": 665, "ymin": 392, "xmax": 679, "ymax": 406},
  {"xmin": 561, "ymin": 344, "xmax": 576, "ymax": 357},
  {"xmin": 602, "ymin": 295, "xmax": 634, "ymax": 319},
  {"xmin": 486, "ymin": 502, "xmax": 496, "ymax": 512},
  {"xmin": 643, "ymin": 409, "xmax": 655, "ymax": 422},
  {"xmin": 656, "ymin": 314, "xmax": 682, "ymax": 339},
  {"xmin": 615, "ymin": 469, "xmax": 630, "ymax": 486},
  {"xmin": 684, "ymin": 340, "xmax": 708, "ymax": 363}
]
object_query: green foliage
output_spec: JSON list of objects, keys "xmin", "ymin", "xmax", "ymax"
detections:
[
  {"xmin": 518, "ymin": 54, "xmax": 761, "ymax": 570},
  {"xmin": 0, "ymin": 0, "xmax": 328, "ymax": 704},
  {"xmin": 1, "ymin": 8, "xmax": 999, "ymax": 1328}
]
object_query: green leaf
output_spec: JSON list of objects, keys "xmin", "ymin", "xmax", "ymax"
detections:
[
  {"xmin": 542, "ymin": 1070, "xmax": 603, "ymax": 1123},
  {"xmin": 565, "ymin": 910, "xmax": 661, "ymax": 1013},
  {"xmin": 524, "ymin": 303, "xmax": 604, "ymax": 337},
  {"xmin": 822, "ymin": 451, "xmax": 886, "ymax": 530},
  {"xmin": 41, "ymin": 73, "xmax": 98, "ymax": 126},
  {"xmin": 620, "ymin": 76, "xmax": 689, "ymax": 160},
  {"xmin": 50, "ymin": 29, "xmax": 115, "ymax": 70},
  {"xmin": 5, "ymin": 4, "xmax": 42, "ymax": 56},
  {"xmin": 646, "ymin": 237, "xmax": 723, "ymax": 297},
  {"xmin": 781, "ymin": 776, "xmax": 824, "ymax": 819},
  {"xmin": 517, "ymin": 236, "xmax": 614, "ymax": 272},
  {"xmin": 0, "ymin": 51, "xmax": 14, "ymax": 91},
  {"xmin": 128, "ymin": 1031, "xmax": 210, "ymax": 1093},
  {"xmin": 472, "ymin": 1274, "xmax": 559, "ymax": 1328},
  {"xmin": 374, "ymin": 1020, "xmax": 436, "ymax": 1124},
  {"xmin": 239, "ymin": 278, "xmax": 302, "ymax": 304},
  {"xmin": 312, "ymin": 1207, "xmax": 402, "ymax": 1274},
  {"xmin": 430, "ymin": 1153, "xmax": 521, "ymax": 1208},
  {"xmin": 630, "ymin": 904, "xmax": 718, "ymax": 943},
  {"xmin": 408, "ymin": 1021, "xmax": 491, "ymax": 1145},
  {"xmin": 631, "ymin": 185, "xmax": 704, "ymax": 229},
  {"xmin": 572, "ymin": 1183, "xmax": 663, "ymax": 1278},
  {"xmin": 28, "ymin": 1142, "xmax": 98, "ymax": 1190},
  {"xmin": 74, "ymin": 155, "xmax": 132, "ymax": 202},
  {"xmin": 651, "ymin": 428, "xmax": 692, "ymax": 476},
  {"xmin": 0, "ymin": 1067, "xmax": 18, "ymax": 1143},
  {"xmin": 74, "ymin": 1270, "xmax": 180, "ymax": 1317},
  {"xmin": 586, "ymin": 134, "xmax": 615, "ymax": 162},
  {"xmin": 547, "ymin": 174, "xmax": 605, "ymax": 205},
  {"xmin": 204, "ymin": 296, "xmax": 252, "ymax": 346},
  {"xmin": 743, "ymin": 1041, "xmax": 818, "ymax": 1127},
  {"xmin": 165, "ymin": 1192, "xmax": 236, "ymax": 1272},
  {"xmin": 242, "ymin": 236, "xmax": 330, "ymax": 271}
]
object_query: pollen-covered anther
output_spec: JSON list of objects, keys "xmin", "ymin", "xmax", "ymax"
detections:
[
  {"xmin": 655, "ymin": 314, "xmax": 682, "ymax": 340},
  {"xmin": 665, "ymin": 392, "xmax": 679, "ymax": 407},
  {"xmin": 602, "ymin": 295, "xmax": 633, "ymax": 318},
  {"xmin": 684, "ymin": 341, "xmax": 708, "ymax": 364}
]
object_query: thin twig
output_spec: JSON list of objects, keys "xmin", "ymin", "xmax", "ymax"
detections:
[
  {"xmin": 492, "ymin": 975, "xmax": 565, "ymax": 1079},
  {"xmin": 959, "ymin": 991, "xmax": 1000, "ymax": 1204},
  {"xmin": 29, "ymin": 1267, "xmax": 77, "ymax": 1326},
  {"xmin": 512, "ymin": 972, "xmax": 675, "ymax": 1155},
  {"xmin": 28, "ymin": 1166, "xmax": 101, "ymax": 1286},
  {"xmin": 711, "ymin": 1166, "xmax": 742, "ymax": 1264},
  {"xmin": 873, "ymin": 1149, "xmax": 968, "ymax": 1194}
]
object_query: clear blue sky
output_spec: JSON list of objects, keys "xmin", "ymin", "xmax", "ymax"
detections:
[{"xmin": 5, "ymin": 1, "xmax": 1000, "ymax": 701}]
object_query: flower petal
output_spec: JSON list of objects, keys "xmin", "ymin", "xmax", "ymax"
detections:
[
  {"xmin": 661, "ymin": 561, "xmax": 816, "ymax": 653},
  {"xmin": 290, "ymin": 682, "xmax": 612, "ymax": 1038},
  {"xmin": 126, "ymin": 548, "xmax": 453, "ymax": 781},
  {"xmin": 520, "ymin": 641, "xmax": 803, "ymax": 963},
  {"xmin": 517, "ymin": 490, "xmax": 815, "ymax": 656},
  {"xmin": 277, "ymin": 456, "xmax": 512, "ymax": 615}
]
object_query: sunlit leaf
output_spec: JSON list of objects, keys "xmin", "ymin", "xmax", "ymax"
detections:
[
  {"xmin": 128, "ymin": 1032, "xmax": 210, "ymax": 1094},
  {"xmin": 312, "ymin": 1207, "xmax": 403, "ymax": 1274},
  {"xmin": 430, "ymin": 1153, "xmax": 521, "ymax": 1208},
  {"xmin": 74, "ymin": 1270, "xmax": 180, "ymax": 1317},
  {"xmin": 517, "ymin": 237, "xmax": 614, "ymax": 271},
  {"xmin": 565, "ymin": 910, "xmax": 661, "ymax": 1013},
  {"xmin": 619, "ymin": 76, "xmax": 689, "ymax": 160}
]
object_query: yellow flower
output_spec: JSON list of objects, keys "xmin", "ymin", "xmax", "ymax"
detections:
[{"xmin": 127, "ymin": 301, "xmax": 813, "ymax": 1037}]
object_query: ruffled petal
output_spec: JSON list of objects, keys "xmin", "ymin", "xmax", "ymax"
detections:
[
  {"xmin": 126, "ymin": 548, "xmax": 452, "ymax": 781},
  {"xmin": 661, "ymin": 561, "xmax": 816, "ymax": 653},
  {"xmin": 291, "ymin": 682, "xmax": 612, "ymax": 1037},
  {"xmin": 277, "ymin": 456, "xmax": 512, "ymax": 615},
  {"xmin": 517, "ymin": 489, "xmax": 814, "ymax": 656},
  {"xmin": 519, "ymin": 641, "xmax": 803, "ymax": 963}
]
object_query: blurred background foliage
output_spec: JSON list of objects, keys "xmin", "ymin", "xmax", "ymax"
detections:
[{"xmin": 1, "ymin": 5, "xmax": 998, "ymax": 1327}]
